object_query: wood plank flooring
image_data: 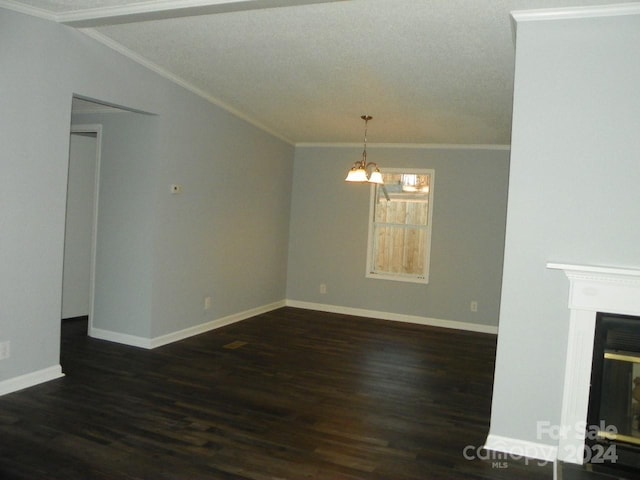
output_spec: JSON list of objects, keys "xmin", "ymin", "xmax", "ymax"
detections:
[{"xmin": 0, "ymin": 308, "xmax": 568, "ymax": 479}]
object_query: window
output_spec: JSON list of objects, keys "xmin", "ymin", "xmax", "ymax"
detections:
[{"xmin": 366, "ymin": 169, "xmax": 435, "ymax": 284}]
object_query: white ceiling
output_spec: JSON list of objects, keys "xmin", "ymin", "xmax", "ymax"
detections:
[{"xmin": 3, "ymin": 0, "xmax": 629, "ymax": 144}]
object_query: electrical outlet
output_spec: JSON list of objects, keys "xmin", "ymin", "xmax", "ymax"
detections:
[
  {"xmin": 0, "ymin": 341, "xmax": 10, "ymax": 360},
  {"xmin": 320, "ymin": 283, "xmax": 327, "ymax": 294},
  {"xmin": 470, "ymin": 301, "xmax": 478, "ymax": 312},
  {"xmin": 204, "ymin": 296, "xmax": 212, "ymax": 310}
]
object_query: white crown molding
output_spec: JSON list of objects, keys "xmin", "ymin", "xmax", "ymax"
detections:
[
  {"xmin": 0, "ymin": 1, "xmax": 292, "ymax": 143},
  {"xmin": 0, "ymin": 0, "xmax": 344, "ymax": 27},
  {"xmin": 0, "ymin": 0, "xmax": 57, "ymax": 20},
  {"xmin": 296, "ymin": 142, "xmax": 511, "ymax": 151},
  {"xmin": 512, "ymin": 2, "xmax": 640, "ymax": 23},
  {"xmin": 56, "ymin": 0, "xmax": 344, "ymax": 27},
  {"xmin": 79, "ymin": 29, "xmax": 293, "ymax": 145},
  {"xmin": 57, "ymin": 0, "xmax": 256, "ymax": 26}
]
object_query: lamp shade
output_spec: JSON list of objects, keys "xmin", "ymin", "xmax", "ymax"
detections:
[
  {"xmin": 368, "ymin": 170, "xmax": 384, "ymax": 184},
  {"xmin": 345, "ymin": 168, "xmax": 368, "ymax": 182}
]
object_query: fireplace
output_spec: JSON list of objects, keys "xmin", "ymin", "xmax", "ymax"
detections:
[
  {"xmin": 547, "ymin": 263, "xmax": 640, "ymax": 466},
  {"xmin": 586, "ymin": 312, "xmax": 640, "ymax": 474}
]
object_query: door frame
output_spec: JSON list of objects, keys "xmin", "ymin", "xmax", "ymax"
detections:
[{"xmin": 67, "ymin": 124, "xmax": 102, "ymax": 334}]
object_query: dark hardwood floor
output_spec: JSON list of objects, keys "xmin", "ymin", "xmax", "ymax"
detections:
[{"xmin": 0, "ymin": 307, "xmax": 597, "ymax": 479}]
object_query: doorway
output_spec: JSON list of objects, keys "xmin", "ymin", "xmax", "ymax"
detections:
[
  {"xmin": 62, "ymin": 96, "xmax": 157, "ymax": 352},
  {"xmin": 61, "ymin": 125, "xmax": 101, "ymax": 337}
]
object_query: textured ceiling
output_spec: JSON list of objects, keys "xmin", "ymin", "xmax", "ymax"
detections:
[{"xmin": 3, "ymin": 0, "xmax": 628, "ymax": 144}]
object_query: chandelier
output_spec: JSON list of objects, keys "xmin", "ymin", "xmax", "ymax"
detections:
[{"xmin": 345, "ymin": 115, "xmax": 383, "ymax": 184}]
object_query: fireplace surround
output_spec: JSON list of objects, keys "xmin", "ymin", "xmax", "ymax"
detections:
[{"xmin": 547, "ymin": 263, "xmax": 640, "ymax": 465}]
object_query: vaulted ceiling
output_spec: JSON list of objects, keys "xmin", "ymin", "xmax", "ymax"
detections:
[{"xmin": 2, "ymin": 0, "xmax": 625, "ymax": 144}]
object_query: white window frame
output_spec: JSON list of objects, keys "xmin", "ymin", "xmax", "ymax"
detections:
[{"xmin": 366, "ymin": 168, "xmax": 435, "ymax": 284}]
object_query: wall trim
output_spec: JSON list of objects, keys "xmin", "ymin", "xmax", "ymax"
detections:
[
  {"xmin": 295, "ymin": 142, "xmax": 511, "ymax": 151},
  {"xmin": 484, "ymin": 434, "xmax": 558, "ymax": 463},
  {"xmin": 148, "ymin": 300, "xmax": 286, "ymax": 348},
  {"xmin": 89, "ymin": 327, "xmax": 152, "ymax": 349},
  {"xmin": 78, "ymin": 29, "xmax": 293, "ymax": 145},
  {"xmin": 90, "ymin": 299, "xmax": 497, "ymax": 351},
  {"xmin": 0, "ymin": 365, "xmax": 64, "ymax": 397},
  {"xmin": 55, "ymin": 0, "xmax": 341, "ymax": 27},
  {"xmin": 0, "ymin": 0, "xmax": 57, "ymax": 20},
  {"xmin": 89, "ymin": 300, "xmax": 287, "ymax": 349},
  {"xmin": 286, "ymin": 300, "xmax": 498, "ymax": 335},
  {"xmin": 512, "ymin": 3, "xmax": 640, "ymax": 23}
]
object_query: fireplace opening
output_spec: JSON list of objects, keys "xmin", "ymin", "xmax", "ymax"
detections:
[{"xmin": 587, "ymin": 312, "xmax": 640, "ymax": 475}]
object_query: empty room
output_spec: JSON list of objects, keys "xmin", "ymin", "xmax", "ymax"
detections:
[{"xmin": 1, "ymin": 0, "xmax": 639, "ymax": 478}]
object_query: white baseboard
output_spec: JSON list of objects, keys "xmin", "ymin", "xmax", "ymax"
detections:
[
  {"xmin": 89, "ymin": 300, "xmax": 287, "ymax": 349},
  {"xmin": 90, "ymin": 300, "xmax": 497, "ymax": 350},
  {"xmin": 89, "ymin": 327, "xmax": 153, "ymax": 349},
  {"xmin": 484, "ymin": 434, "xmax": 558, "ymax": 462},
  {"xmin": 286, "ymin": 300, "xmax": 499, "ymax": 335},
  {"xmin": 149, "ymin": 300, "xmax": 286, "ymax": 348},
  {"xmin": 0, "ymin": 365, "xmax": 64, "ymax": 397}
]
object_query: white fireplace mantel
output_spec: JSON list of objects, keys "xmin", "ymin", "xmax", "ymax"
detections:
[{"xmin": 547, "ymin": 262, "xmax": 640, "ymax": 463}]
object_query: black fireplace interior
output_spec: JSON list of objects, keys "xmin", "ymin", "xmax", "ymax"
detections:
[{"xmin": 587, "ymin": 312, "xmax": 640, "ymax": 475}]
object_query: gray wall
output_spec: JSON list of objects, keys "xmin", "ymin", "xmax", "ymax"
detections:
[
  {"xmin": 0, "ymin": 8, "xmax": 293, "ymax": 383},
  {"xmin": 287, "ymin": 145, "xmax": 510, "ymax": 328},
  {"xmin": 489, "ymin": 11, "xmax": 640, "ymax": 446},
  {"xmin": 73, "ymin": 105, "xmax": 294, "ymax": 340},
  {"xmin": 147, "ymin": 104, "xmax": 293, "ymax": 338}
]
